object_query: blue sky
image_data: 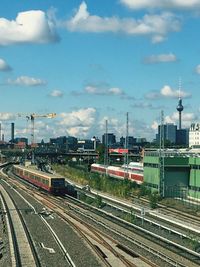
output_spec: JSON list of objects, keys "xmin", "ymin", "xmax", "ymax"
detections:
[{"xmin": 0, "ymin": 0, "xmax": 200, "ymax": 143}]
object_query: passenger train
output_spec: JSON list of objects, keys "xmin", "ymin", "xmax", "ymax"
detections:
[
  {"xmin": 91, "ymin": 162, "xmax": 144, "ymax": 184},
  {"xmin": 12, "ymin": 164, "xmax": 66, "ymax": 195}
]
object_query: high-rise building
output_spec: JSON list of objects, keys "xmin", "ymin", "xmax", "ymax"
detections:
[
  {"xmin": 176, "ymin": 129, "xmax": 189, "ymax": 146},
  {"xmin": 157, "ymin": 123, "xmax": 177, "ymax": 144},
  {"xmin": 102, "ymin": 133, "xmax": 116, "ymax": 146},
  {"xmin": 11, "ymin": 122, "xmax": 15, "ymax": 143}
]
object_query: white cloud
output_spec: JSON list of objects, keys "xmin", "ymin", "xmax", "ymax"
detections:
[
  {"xmin": 151, "ymin": 121, "xmax": 158, "ymax": 130},
  {"xmin": 58, "ymin": 108, "xmax": 96, "ymax": 137},
  {"xmin": 145, "ymin": 85, "xmax": 191, "ymax": 99},
  {"xmin": 0, "ymin": 112, "xmax": 16, "ymax": 121},
  {"xmin": 109, "ymin": 87, "xmax": 123, "ymax": 95},
  {"xmin": 161, "ymin": 85, "xmax": 190, "ymax": 98},
  {"xmin": 165, "ymin": 112, "xmax": 196, "ymax": 127},
  {"xmin": 49, "ymin": 90, "xmax": 63, "ymax": 97},
  {"xmin": 98, "ymin": 116, "xmax": 154, "ymax": 141},
  {"xmin": 99, "ymin": 116, "xmax": 125, "ymax": 137},
  {"xmin": 0, "ymin": 58, "xmax": 12, "ymax": 71},
  {"xmin": 7, "ymin": 76, "xmax": 46, "ymax": 86},
  {"xmin": 144, "ymin": 53, "xmax": 177, "ymax": 64},
  {"xmin": 120, "ymin": 0, "xmax": 200, "ymax": 10},
  {"xmin": 195, "ymin": 64, "xmax": 200, "ymax": 74},
  {"xmin": 0, "ymin": 10, "xmax": 59, "ymax": 46},
  {"xmin": 84, "ymin": 85, "xmax": 124, "ymax": 96},
  {"xmin": 65, "ymin": 2, "xmax": 181, "ymax": 43}
]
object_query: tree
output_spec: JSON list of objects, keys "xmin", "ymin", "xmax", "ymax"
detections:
[
  {"xmin": 95, "ymin": 194, "xmax": 103, "ymax": 208},
  {"xmin": 96, "ymin": 144, "xmax": 105, "ymax": 164},
  {"xmin": 149, "ymin": 191, "xmax": 159, "ymax": 209}
]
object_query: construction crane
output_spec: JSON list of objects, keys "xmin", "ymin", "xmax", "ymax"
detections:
[{"xmin": 18, "ymin": 113, "xmax": 56, "ymax": 145}]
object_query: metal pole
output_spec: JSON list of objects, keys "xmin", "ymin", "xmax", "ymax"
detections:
[
  {"xmin": 104, "ymin": 120, "xmax": 108, "ymax": 175},
  {"xmin": 159, "ymin": 110, "xmax": 165, "ymax": 198},
  {"xmin": 124, "ymin": 112, "xmax": 129, "ymax": 178}
]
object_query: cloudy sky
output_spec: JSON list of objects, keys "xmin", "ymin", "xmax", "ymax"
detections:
[{"xmin": 0, "ymin": 0, "xmax": 200, "ymax": 143}]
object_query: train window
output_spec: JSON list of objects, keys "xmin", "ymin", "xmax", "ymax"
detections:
[{"xmin": 51, "ymin": 178, "xmax": 65, "ymax": 187}]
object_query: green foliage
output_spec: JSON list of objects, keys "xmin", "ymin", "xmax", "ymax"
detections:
[
  {"xmin": 123, "ymin": 211, "xmax": 136, "ymax": 224},
  {"xmin": 52, "ymin": 163, "xmax": 140, "ymax": 199},
  {"xmin": 78, "ymin": 192, "xmax": 94, "ymax": 205},
  {"xmin": 149, "ymin": 191, "xmax": 160, "ymax": 209},
  {"xmin": 95, "ymin": 195, "xmax": 103, "ymax": 208},
  {"xmin": 136, "ymin": 183, "xmax": 150, "ymax": 198},
  {"xmin": 96, "ymin": 144, "xmax": 105, "ymax": 164}
]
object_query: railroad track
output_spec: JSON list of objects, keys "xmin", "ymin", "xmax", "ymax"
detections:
[
  {"xmin": 25, "ymin": 190, "xmax": 200, "ymax": 267},
  {"xmin": 33, "ymin": 191, "xmax": 156, "ymax": 267},
  {"xmin": 77, "ymin": 187, "xmax": 200, "ymax": 244},
  {"xmin": 136, "ymin": 197, "xmax": 200, "ymax": 230},
  {"xmin": 156, "ymin": 207, "xmax": 200, "ymax": 229},
  {"xmin": 2, "ymin": 166, "xmax": 200, "ymax": 267},
  {"xmin": 0, "ymin": 183, "xmax": 40, "ymax": 267},
  {"xmin": 1, "ymin": 168, "xmax": 156, "ymax": 267},
  {"xmin": 58, "ymin": 195, "xmax": 200, "ymax": 267}
]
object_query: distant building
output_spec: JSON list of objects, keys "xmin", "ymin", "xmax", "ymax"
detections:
[
  {"xmin": 14, "ymin": 142, "xmax": 26, "ymax": 149},
  {"xmin": 189, "ymin": 123, "xmax": 200, "ymax": 147},
  {"xmin": 102, "ymin": 133, "xmax": 116, "ymax": 146},
  {"xmin": 50, "ymin": 136, "xmax": 78, "ymax": 151},
  {"xmin": 77, "ymin": 139, "xmax": 94, "ymax": 150},
  {"xmin": 120, "ymin": 136, "xmax": 125, "ymax": 146},
  {"xmin": 156, "ymin": 123, "xmax": 177, "ymax": 144},
  {"xmin": 14, "ymin": 137, "xmax": 28, "ymax": 145},
  {"xmin": 67, "ymin": 136, "xmax": 78, "ymax": 151},
  {"xmin": 119, "ymin": 136, "xmax": 136, "ymax": 148},
  {"xmin": 176, "ymin": 129, "xmax": 189, "ymax": 146}
]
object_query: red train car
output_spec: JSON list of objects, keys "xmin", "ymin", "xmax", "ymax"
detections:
[
  {"xmin": 90, "ymin": 163, "xmax": 107, "ymax": 174},
  {"xmin": 91, "ymin": 162, "xmax": 143, "ymax": 184},
  {"xmin": 12, "ymin": 164, "xmax": 66, "ymax": 195}
]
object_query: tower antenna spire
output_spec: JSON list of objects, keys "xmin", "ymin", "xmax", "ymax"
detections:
[{"xmin": 178, "ymin": 77, "xmax": 182, "ymax": 99}]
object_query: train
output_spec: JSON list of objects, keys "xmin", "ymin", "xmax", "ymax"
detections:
[
  {"xmin": 91, "ymin": 162, "xmax": 144, "ymax": 184},
  {"xmin": 12, "ymin": 164, "xmax": 66, "ymax": 195}
]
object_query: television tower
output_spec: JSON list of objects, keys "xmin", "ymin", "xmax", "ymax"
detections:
[{"xmin": 176, "ymin": 78, "xmax": 184, "ymax": 130}]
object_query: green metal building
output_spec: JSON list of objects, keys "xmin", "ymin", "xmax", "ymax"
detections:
[
  {"xmin": 188, "ymin": 157, "xmax": 200, "ymax": 200},
  {"xmin": 143, "ymin": 149, "xmax": 190, "ymax": 197}
]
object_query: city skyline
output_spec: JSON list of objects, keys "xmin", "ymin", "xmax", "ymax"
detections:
[{"xmin": 0, "ymin": 0, "xmax": 200, "ymax": 142}]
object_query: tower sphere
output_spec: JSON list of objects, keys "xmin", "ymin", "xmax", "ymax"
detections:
[{"xmin": 177, "ymin": 99, "xmax": 184, "ymax": 112}]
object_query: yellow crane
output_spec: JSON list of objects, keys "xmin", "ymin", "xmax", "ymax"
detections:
[{"xmin": 18, "ymin": 113, "xmax": 56, "ymax": 145}]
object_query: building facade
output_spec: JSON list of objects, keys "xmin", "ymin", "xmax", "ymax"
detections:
[
  {"xmin": 143, "ymin": 149, "xmax": 190, "ymax": 197},
  {"xmin": 157, "ymin": 123, "xmax": 177, "ymax": 144},
  {"xmin": 102, "ymin": 133, "xmax": 116, "ymax": 146},
  {"xmin": 189, "ymin": 123, "xmax": 200, "ymax": 147},
  {"xmin": 144, "ymin": 149, "xmax": 200, "ymax": 201}
]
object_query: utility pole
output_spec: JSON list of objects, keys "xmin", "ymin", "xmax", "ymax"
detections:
[
  {"xmin": 124, "ymin": 112, "xmax": 129, "ymax": 178},
  {"xmin": 159, "ymin": 110, "xmax": 165, "ymax": 197},
  {"xmin": 104, "ymin": 120, "xmax": 108, "ymax": 174}
]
